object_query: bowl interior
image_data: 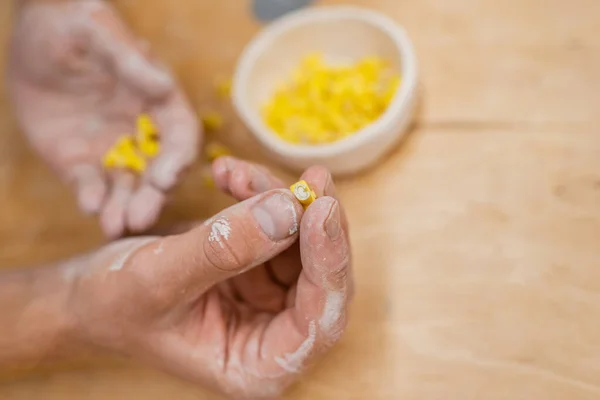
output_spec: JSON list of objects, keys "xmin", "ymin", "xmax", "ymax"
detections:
[{"xmin": 238, "ymin": 12, "xmax": 404, "ymax": 127}]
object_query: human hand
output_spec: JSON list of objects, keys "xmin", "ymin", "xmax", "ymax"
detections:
[
  {"xmin": 7, "ymin": 0, "xmax": 199, "ymax": 238},
  {"xmin": 64, "ymin": 158, "xmax": 353, "ymax": 399}
]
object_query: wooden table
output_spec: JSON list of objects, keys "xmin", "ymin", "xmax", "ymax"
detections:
[{"xmin": 1, "ymin": 0, "xmax": 599, "ymax": 398}]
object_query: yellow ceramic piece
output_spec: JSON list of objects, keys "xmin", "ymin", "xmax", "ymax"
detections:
[
  {"xmin": 290, "ymin": 180, "xmax": 317, "ymax": 209},
  {"xmin": 137, "ymin": 114, "xmax": 158, "ymax": 139},
  {"xmin": 137, "ymin": 138, "xmax": 160, "ymax": 158},
  {"xmin": 103, "ymin": 148, "xmax": 124, "ymax": 169},
  {"xmin": 205, "ymin": 142, "xmax": 231, "ymax": 162},
  {"xmin": 215, "ymin": 77, "xmax": 232, "ymax": 98},
  {"xmin": 124, "ymin": 152, "xmax": 147, "ymax": 173},
  {"xmin": 262, "ymin": 53, "xmax": 401, "ymax": 145},
  {"xmin": 135, "ymin": 113, "xmax": 161, "ymax": 158},
  {"xmin": 115, "ymin": 136, "xmax": 137, "ymax": 153},
  {"xmin": 202, "ymin": 173, "xmax": 216, "ymax": 189},
  {"xmin": 201, "ymin": 111, "xmax": 224, "ymax": 132},
  {"xmin": 102, "ymin": 137, "xmax": 147, "ymax": 173},
  {"xmin": 103, "ymin": 115, "xmax": 157, "ymax": 174}
]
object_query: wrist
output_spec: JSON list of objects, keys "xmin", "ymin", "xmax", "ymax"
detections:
[
  {"xmin": 0, "ymin": 263, "xmax": 82, "ymax": 373},
  {"xmin": 14, "ymin": 0, "xmax": 84, "ymax": 10}
]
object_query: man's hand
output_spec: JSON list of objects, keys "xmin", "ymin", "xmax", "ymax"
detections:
[
  {"xmin": 7, "ymin": 0, "xmax": 199, "ymax": 238},
  {"xmin": 52, "ymin": 158, "xmax": 350, "ymax": 399}
]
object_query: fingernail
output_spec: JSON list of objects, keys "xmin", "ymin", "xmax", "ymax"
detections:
[
  {"xmin": 325, "ymin": 201, "xmax": 341, "ymax": 240},
  {"xmin": 249, "ymin": 167, "xmax": 271, "ymax": 193},
  {"xmin": 252, "ymin": 192, "xmax": 299, "ymax": 241},
  {"xmin": 324, "ymin": 175, "xmax": 336, "ymax": 197}
]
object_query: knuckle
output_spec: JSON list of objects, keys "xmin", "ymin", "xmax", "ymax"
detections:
[{"xmin": 326, "ymin": 254, "xmax": 351, "ymax": 286}]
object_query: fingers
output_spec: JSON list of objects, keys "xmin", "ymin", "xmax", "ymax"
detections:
[
  {"xmin": 299, "ymin": 165, "xmax": 336, "ymax": 198},
  {"xmin": 299, "ymin": 165, "xmax": 350, "ymax": 237},
  {"xmin": 146, "ymin": 91, "xmax": 200, "ymax": 191},
  {"xmin": 212, "ymin": 156, "xmax": 286, "ymax": 200},
  {"xmin": 230, "ymin": 266, "xmax": 287, "ymax": 313},
  {"xmin": 258, "ymin": 196, "xmax": 351, "ymax": 375},
  {"xmin": 100, "ymin": 171, "xmax": 136, "ymax": 239},
  {"xmin": 297, "ymin": 197, "xmax": 351, "ymax": 339},
  {"xmin": 83, "ymin": 3, "xmax": 173, "ymax": 99},
  {"xmin": 131, "ymin": 189, "xmax": 304, "ymax": 294},
  {"xmin": 87, "ymin": 8, "xmax": 200, "ymax": 192},
  {"xmin": 126, "ymin": 183, "xmax": 166, "ymax": 232},
  {"xmin": 70, "ymin": 164, "xmax": 107, "ymax": 215}
]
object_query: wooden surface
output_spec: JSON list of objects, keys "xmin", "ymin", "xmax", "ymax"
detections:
[{"xmin": 1, "ymin": 0, "xmax": 600, "ymax": 399}]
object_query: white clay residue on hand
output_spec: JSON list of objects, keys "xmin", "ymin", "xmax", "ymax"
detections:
[
  {"xmin": 108, "ymin": 237, "xmax": 156, "ymax": 271},
  {"xmin": 153, "ymin": 240, "xmax": 165, "ymax": 255},
  {"xmin": 319, "ymin": 290, "xmax": 346, "ymax": 341},
  {"xmin": 288, "ymin": 202, "xmax": 299, "ymax": 235},
  {"xmin": 274, "ymin": 320, "xmax": 316, "ymax": 373},
  {"xmin": 208, "ymin": 216, "xmax": 232, "ymax": 249}
]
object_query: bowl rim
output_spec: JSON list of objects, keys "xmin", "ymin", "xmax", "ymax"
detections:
[{"xmin": 233, "ymin": 5, "xmax": 419, "ymax": 159}]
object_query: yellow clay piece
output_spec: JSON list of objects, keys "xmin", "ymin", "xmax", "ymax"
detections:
[
  {"xmin": 124, "ymin": 152, "xmax": 147, "ymax": 173},
  {"xmin": 215, "ymin": 78, "xmax": 232, "ymax": 99},
  {"xmin": 290, "ymin": 180, "xmax": 317, "ymax": 209},
  {"xmin": 262, "ymin": 53, "xmax": 401, "ymax": 145},
  {"xmin": 137, "ymin": 137, "xmax": 160, "ymax": 158},
  {"xmin": 115, "ymin": 136, "xmax": 137, "ymax": 153},
  {"xmin": 205, "ymin": 142, "xmax": 231, "ymax": 162},
  {"xmin": 103, "ymin": 114, "xmax": 161, "ymax": 174},
  {"xmin": 201, "ymin": 111, "xmax": 224, "ymax": 132},
  {"xmin": 137, "ymin": 114, "xmax": 158, "ymax": 139},
  {"xmin": 102, "ymin": 148, "xmax": 123, "ymax": 169},
  {"xmin": 135, "ymin": 114, "xmax": 161, "ymax": 158},
  {"xmin": 202, "ymin": 173, "xmax": 216, "ymax": 189},
  {"xmin": 102, "ymin": 139, "xmax": 147, "ymax": 173}
]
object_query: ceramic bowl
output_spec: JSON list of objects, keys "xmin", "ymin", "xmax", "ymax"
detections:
[{"xmin": 233, "ymin": 5, "xmax": 418, "ymax": 175}]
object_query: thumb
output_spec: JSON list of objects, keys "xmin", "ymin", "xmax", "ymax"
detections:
[
  {"xmin": 134, "ymin": 189, "xmax": 304, "ymax": 294},
  {"xmin": 84, "ymin": 5, "xmax": 174, "ymax": 99}
]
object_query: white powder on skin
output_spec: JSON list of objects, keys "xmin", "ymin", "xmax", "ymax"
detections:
[
  {"xmin": 208, "ymin": 217, "xmax": 232, "ymax": 248},
  {"xmin": 274, "ymin": 321, "xmax": 316, "ymax": 373},
  {"xmin": 319, "ymin": 290, "xmax": 346, "ymax": 340},
  {"xmin": 153, "ymin": 240, "xmax": 164, "ymax": 255},
  {"xmin": 289, "ymin": 202, "xmax": 299, "ymax": 235},
  {"xmin": 108, "ymin": 238, "xmax": 156, "ymax": 271}
]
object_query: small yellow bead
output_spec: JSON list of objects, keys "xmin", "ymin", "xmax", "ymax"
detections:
[
  {"xmin": 138, "ymin": 137, "xmax": 160, "ymax": 158},
  {"xmin": 124, "ymin": 152, "xmax": 147, "ymax": 173},
  {"xmin": 115, "ymin": 136, "xmax": 137, "ymax": 153},
  {"xmin": 137, "ymin": 114, "xmax": 158, "ymax": 139},
  {"xmin": 290, "ymin": 180, "xmax": 317, "ymax": 209},
  {"xmin": 103, "ymin": 134, "xmax": 148, "ymax": 174},
  {"xmin": 201, "ymin": 112, "xmax": 224, "ymax": 132},
  {"xmin": 215, "ymin": 78, "xmax": 232, "ymax": 99},
  {"xmin": 103, "ymin": 148, "xmax": 123, "ymax": 169},
  {"xmin": 205, "ymin": 142, "xmax": 231, "ymax": 162},
  {"xmin": 202, "ymin": 173, "xmax": 216, "ymax": 189}
]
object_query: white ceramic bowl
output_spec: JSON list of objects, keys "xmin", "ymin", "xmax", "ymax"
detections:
[{"xmin": 233, "ymin": 5, "xmax": 418, "ymax": 176}]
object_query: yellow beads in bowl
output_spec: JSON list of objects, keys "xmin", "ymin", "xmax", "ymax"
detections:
[{"xmin": 261, "ymin": 53, "xmax": 401, "ymax": 145}]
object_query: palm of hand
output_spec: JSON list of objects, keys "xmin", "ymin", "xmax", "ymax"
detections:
[{"xmin": 8, "ymin": 1, "xmax": 198, "ymax": 238}]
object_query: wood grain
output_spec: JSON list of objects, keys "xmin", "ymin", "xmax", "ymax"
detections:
[{"xmin": 0, "ymin": 0, "xmax": 599, "ymax": 399}]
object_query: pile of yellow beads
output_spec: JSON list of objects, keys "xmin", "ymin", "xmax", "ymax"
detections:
[
  {"xmin": 262, "ymin": 53, "xmax": 401, "ymax": 145},
  {"xmin": 102, "ymin": 114, "xmax": 160, "ymax": 174}
]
